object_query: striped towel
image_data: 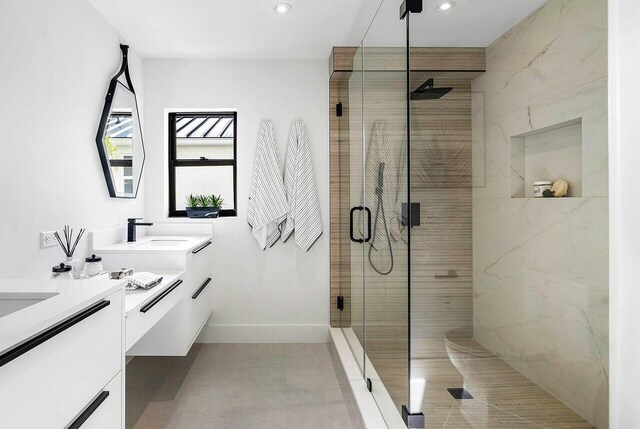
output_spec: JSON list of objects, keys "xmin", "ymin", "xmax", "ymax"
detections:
[
  {"xmin": 248, "ymin": 121, "xmax": 289, "ymax": 250},
  {"xmin": 363, "ymin": 121, "xmax": 400, "ymax": 249},
  {"xmin": 125, "ymin": 272, "xmax": 163, "ymax": 291},
  {"xmin": 281, "ymin": 120, "xmax": 323, "ymax": 251}
]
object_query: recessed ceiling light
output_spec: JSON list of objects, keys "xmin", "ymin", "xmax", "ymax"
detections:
[
  {"xmin": 435, "ymin": 1, "xmax": 456, "ymax": 12},
  {"xmin": 274, "ymin": 3, "xmax": 292, "ymax": 14}
]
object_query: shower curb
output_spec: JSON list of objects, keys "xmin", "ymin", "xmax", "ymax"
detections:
[{"xmin": 329, "ymin": 328, "xmax": 407, "ymax": 429}]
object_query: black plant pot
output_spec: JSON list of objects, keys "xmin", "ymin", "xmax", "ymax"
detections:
[{"xmin": 185, "ymin": 207, "xmax": 221, "ymax": 218}]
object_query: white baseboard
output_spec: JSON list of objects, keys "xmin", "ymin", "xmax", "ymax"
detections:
[{"xmin": 196, "ymin": 323, "xmax": 331, "ymax": 343}]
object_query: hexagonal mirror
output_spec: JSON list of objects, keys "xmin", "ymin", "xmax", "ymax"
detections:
[{"xmin": 95, "ymin": 44, "xmax": 145, "ymax": 198}]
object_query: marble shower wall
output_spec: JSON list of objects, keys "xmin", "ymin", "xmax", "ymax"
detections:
[{"xmin": 471, "ymin": 1, "xmax": 608, "ymax": 428}]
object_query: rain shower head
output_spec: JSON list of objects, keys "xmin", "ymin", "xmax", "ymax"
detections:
[{"xmin": 410, "ymin": 78, "xmax": 452, "ymax": 100}]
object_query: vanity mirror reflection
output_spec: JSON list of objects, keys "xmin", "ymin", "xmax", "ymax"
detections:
[{"xmin": 95, "ymin": 44, "xmax": 145, "ymax": 198}]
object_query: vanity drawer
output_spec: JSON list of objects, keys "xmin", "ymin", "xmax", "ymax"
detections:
[
  {"xmin": 69, "ymin": 372, "xmax": 122, "ymax": 429},
  {"xmin": 185, "ymin": 240, "xmax": 213, "ymax": 296},
  {"xmin": 187, "ymin": 277, "xmax": 213, "ymax": 342},
  {"xmin": 0, "ymin": 290, "xmax": 122, "ymax": 429},
  {"xmin": 126, "ymin": 277, "xmax": 184, "ymax": 350}
]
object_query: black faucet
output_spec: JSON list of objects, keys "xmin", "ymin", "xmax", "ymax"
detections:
[{"xmin": 127, "ymin": 218, "xmax": 153, "ymax": 242}]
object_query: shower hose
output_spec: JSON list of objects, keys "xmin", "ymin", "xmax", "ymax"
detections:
[{"xmin": 368, "ymin": 184, "xmax": 394, "ymax": 276}]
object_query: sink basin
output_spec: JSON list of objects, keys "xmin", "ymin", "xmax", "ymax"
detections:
[
  {"xmin": 0, "ymin": 292, "xmax": 58, "ymax": 318},
  {"xmin": 137, "ymin": 240, "xmax": 188, "ymax": 247}
]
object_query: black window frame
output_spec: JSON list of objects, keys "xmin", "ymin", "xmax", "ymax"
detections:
[{"xmin": 168, "ymin": 111, "xmax": 238, "ymax": 218}]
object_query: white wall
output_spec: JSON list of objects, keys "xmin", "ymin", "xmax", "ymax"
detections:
[
  {"xmin": 609, "ymin": 1, "xmax": 640, "ymax": 427},
  {"xmin": 0, "ymin": 0, "xmax": 145, "ymax": 278},
  {"xmin": 143, "ymin": 59, "xmax": 330, "ymax": 342}
]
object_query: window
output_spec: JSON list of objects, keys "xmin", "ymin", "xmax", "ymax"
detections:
[{"xmin": 168, "ymin": 112, "xmax": 237, "ymax": 217}]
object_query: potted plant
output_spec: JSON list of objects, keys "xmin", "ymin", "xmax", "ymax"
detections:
[{"xmin": 185, "ymin": 193, "xmax": 224, "ymax": 218}]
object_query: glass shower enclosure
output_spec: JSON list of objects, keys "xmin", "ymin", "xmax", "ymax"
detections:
[{"xmin": 332, "ymin": 0, "xmax": 608, "ymax": 428}]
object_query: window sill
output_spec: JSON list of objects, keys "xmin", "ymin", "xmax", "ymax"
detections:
[
  {"xmin": 164, "ymin": 215, "xmax": 237, "ymax": 222},
  {"xmin": 162, "ymin": 218, "xmax": 218, "ymax": 223}
]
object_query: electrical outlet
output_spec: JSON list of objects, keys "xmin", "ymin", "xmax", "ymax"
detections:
[{"xmin": 40, "ymin": 231, "xmax": 58, "ymax": 249}]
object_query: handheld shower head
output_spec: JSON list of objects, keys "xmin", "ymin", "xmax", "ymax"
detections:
[{"xmin": 411, "ymin": 78, "xmax": 452, "ymax": 100}]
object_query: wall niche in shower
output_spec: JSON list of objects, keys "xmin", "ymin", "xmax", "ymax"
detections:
[{"xmin": 510, "ymin": 117, "xmax": 583, "ymax": 198}]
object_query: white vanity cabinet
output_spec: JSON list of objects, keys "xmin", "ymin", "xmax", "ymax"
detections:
[
  {"xmin": 0, "ymin": 287, "xmax": 125, "ymax": 429},
  {"xmin": 127, "ymin": 239, "xmax": 213, "ymax": 356},
  {"xmin": 93, "ymin": 234, "xmax": 214, "ymax": 357},
  {"xmin": 125, "ymin": 273, "xmax": 186, "ymax": 349}
]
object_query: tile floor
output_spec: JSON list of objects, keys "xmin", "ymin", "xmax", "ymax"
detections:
[
  {"xmin": 126, "ymin": 343, "xmax": 364, "ymax": 429},
  {"xmin": 370, "ymin": 338, "xmax": 599, "ymax": 429}
]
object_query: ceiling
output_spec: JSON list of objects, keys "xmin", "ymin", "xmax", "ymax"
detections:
[
  {"xmin": 86, "ymin": 0, "xmax": 370, "ymax": 59},
  {"xmin": 86, "ymin": 0, "xmax": 549, "ymax": 59},
  {"xmin": 351, "ymin": 0, "xmax": 549, "ymax": 48}
]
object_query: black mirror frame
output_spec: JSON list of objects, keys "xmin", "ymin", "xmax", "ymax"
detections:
[{"xmin": 95, "ymin": 44, "xmax": 145, "ymax": 199}]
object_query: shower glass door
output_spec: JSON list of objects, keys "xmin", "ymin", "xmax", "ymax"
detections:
[
  {"xmin": 362, "ymin": 3, "xmax": 410, "ymax": 425},
  {"xmin": 341, "ymin": 1, "xmax": 411, "ymax": 426},
  {"xmin": 345, "ymin": 44, "xmax": 366, "ymax": 373}
]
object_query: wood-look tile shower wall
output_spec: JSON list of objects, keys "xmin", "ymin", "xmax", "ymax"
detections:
[
  {"xmin": 330, "ymin": 72, "xmax": 353, "ymax": 328},
  {"xmin": 409, "ymin": 72, "xmax": 476, "ymax": 347}
]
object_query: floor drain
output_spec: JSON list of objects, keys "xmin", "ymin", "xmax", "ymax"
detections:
[{"xmin": 447, "ymin": 388, "xmax": 474, "ymax": 399}]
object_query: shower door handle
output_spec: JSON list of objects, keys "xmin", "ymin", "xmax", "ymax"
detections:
[
  {"xmin": 363, "ymin": 207, "xmax": 372, "ymax": 243},
  {"xmin": 350, "ymin": 206, "xmax": 363, "ymax": 243},
  {"xmin": 349, "ymin": 206, "xmax": 372, "ymax": 243}
]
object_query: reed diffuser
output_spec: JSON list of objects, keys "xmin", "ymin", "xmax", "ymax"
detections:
[{"xmin": 54, "ymin": 225, "xmax": 85, "ymax": 278}]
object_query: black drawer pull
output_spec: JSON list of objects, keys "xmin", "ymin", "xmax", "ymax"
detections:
[
  {"xmin": 192, "ymin": 241, "xmax": 212, "ymax": 254},
  {"xmin": 68, "ymin": 391, "xmax": 110, "ymax": 429},
  {"xmin": 0, "ymin": 300, "xmax": 110, "ymax": 368},
  {"xmin": 140, "ymin": 280, "xmax": 183, "ymax": 313},
  {"xmin": 192, "ymin": 278, "xmax": 212, "ymax": 299}
]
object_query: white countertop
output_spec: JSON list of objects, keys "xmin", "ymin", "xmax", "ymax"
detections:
[
  {"xmin": 93, "ymin": 235, "xmax": 212, "ymax": 254},
  {"xmin": 124, "ymin": 271, "xmax": 185, "ymax": 315},
  {"xmin": 0, "ymin": 279, "xmax": 124, "ymax": 355}
]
